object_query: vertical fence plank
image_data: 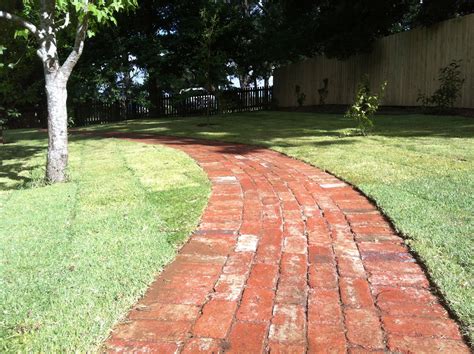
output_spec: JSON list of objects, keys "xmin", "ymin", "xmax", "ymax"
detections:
[{"xmin": 273, "ymin": 14, "xmax": 474, "ymax": 108}]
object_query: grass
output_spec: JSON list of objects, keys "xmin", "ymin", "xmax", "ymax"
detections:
[
  {"xmin": 0, "ymin": 131, "xmax": 210, "ymax": 351},
  {"xmin": 1, "ymin": 111, "xmax": 473, "ymax": 348},
  {"xmin": 86, "ymin": 111, "xmax": 474, "ymax": 341}
]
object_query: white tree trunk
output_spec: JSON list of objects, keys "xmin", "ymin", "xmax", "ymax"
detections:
[
  {"xmin": 1, "ymin": 1, "xmax": 89, "ymax": 184},
  {"xmin": 45, "ymin": 72, "xmax": 69, "ymax": 183}
]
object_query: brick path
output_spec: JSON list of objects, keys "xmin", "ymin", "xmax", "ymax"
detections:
[{"xmin": 104, "ymin": 134, "xmax": 469, "ymax": 353}]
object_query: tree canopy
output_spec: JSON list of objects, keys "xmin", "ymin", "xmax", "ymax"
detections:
[{"xmin": 2, "ymin": 0, "xmax": 473, "ymax": 112}]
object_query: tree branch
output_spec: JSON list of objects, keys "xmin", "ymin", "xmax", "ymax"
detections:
[
  {"xmin": 56, "ymin": 12, "xmax": 70, "ymax": 30},
  {"xmin": 60, "ymin": 13, "xmax": 89, "ymax": 78},
  {"xmin": 0, "ymin": 10, "xmax": 40, "ymax": 39}
]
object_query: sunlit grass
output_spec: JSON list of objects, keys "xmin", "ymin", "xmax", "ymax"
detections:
[
  {"xmin": 89, "ymin": 111, "xmax": 474, "ymax": 340},
  {"xmin": 1, "ymin": 111, "xmax": 473, "ymax": 349},
  {"xmin": 0, "ymin": 132, "xmax": 210, "ymax": 351}
]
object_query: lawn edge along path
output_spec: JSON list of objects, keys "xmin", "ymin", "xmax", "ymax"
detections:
[{"xmin": 103, "ymin": 133, "xmax": 470, "ymax": 353}]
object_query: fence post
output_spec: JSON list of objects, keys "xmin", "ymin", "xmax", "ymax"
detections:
[{"xmin": 264, "ymin": 84, "xmax": 269, "ymax": 109}]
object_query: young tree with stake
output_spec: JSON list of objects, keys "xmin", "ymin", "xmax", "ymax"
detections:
[{"xmin": 0, "ymin": 0, "xmax": 136, "ymax": 183}]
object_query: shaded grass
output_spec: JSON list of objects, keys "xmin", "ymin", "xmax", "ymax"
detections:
[
  {"xmin": 86, "ymin": 111, "xmax": 474, "ymax": 340},
  {"xmin": 0, "ymin": 132, "xmax": 210, "ymax": 351}
]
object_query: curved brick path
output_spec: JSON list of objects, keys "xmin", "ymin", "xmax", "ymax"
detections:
[{"xmin": 104, "ymin": 134, "xmax": 469, "ymax": 353}]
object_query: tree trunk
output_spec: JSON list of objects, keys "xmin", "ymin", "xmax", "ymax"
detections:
[{"xmin": 45, "ymin": 72, "xmax": 69, "ymax": 183}]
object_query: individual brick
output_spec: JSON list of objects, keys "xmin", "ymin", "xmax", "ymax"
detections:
[
  {"xmin": 283, "ymin": 236, "xmax": 307, "ymax": 254},
  {"xmin": 128, "ymin": 303, "xmax": 200, "ymax": 322},
  {"xmin": 345, "ymin": 308, "xmax": 384, "ymax": 350},
  {"xmin": 337, "ymin": 256, "xmax": 366, "ymax": 278},
  {"xmin": 267, "ymin": 343, "xmax": 306, "ymax": 354},
  {"xmin": 236, "ymin": 287, "xmax": 275, "ymax": 322},
  {"xmin": 308, "ymin": 289, "xmax": 343, "ymax": 325},
  {"xmin": 275, "ymin": 282, "xmax": 307, "ymax": 305},
  {"xmin": 227, "ymin": 322, "xmax": 267, "ymax": 353},
  {"xmin": 339, "ymin": 277, "xmax": 375, "ymax": 309},
  {"xmin": 235, "ymin": 234, "xmax": 259, "ymax": 252},
  {"xmin": 308, "ymin": 263, "xmax": 338, "ymax": 289},
  {"xmin": 182, "ymin": 338, "xmax": 223, "ymax": 353},
  {"xmin": 111, "ymin": 320, "xmax": 192, "ymax": 342},
  {"xmin": 247, "ymin": 263, "xmax": 279, "ymax": 289},
  {"xmin": 377, "ymin": 301, "xmax": 448, "ymax": 318},
  {"xmin": 373, "ymin": 286, "xmax": 438, "ymax": 304},
  {"xmin": 213, "ymin": 273, "xmax": 247, "ymax": 301},
  {"xmin": 106, "ymin": 339, "xmax": 180, "ymax": 353},
  {"xmin": 368, "ymin": 270, "xmax": 430, "ymax": 288},
  {"xmin": 382, "ymin": 316, "xmax": 462, "ymax": 339},
  {"xmin": 193, "ymin": 300, "xmax": 237, "ymax": 339},
  {"xmin": 307, "ymin": 323, "xmax": 347, "ymax": 353},
  {"xmin": 269, "ymin": 304, "xmax": 306, "ymax": 344},
  {"xmin": 387, "ymin": 335, "xmax": 470, "ymax": 353},
  {"xmin": 222, "ymin": 252, "xmax": 253, "ymax": 275}
]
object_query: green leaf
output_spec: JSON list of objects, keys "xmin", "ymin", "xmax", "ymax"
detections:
[{"xmin": 14, "ymin": 29, "xmax": 29, "ymax": 40}]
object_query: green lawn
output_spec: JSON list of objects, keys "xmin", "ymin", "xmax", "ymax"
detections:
[
  {"xmin": 0, "ymin": 131, "xmax": 210, "ymax": 351},
  {"xmin": 87, "ymin": 111, "xmax": 474, "ymax": 341},
  {"xmin": 1, "ymin": 111, "xmax": 473, "ymax": 349}
]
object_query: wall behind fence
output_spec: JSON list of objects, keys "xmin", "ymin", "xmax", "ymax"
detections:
[{"xmin": 274, "ymin": 14, "xmax": 474, "ymax": 108}]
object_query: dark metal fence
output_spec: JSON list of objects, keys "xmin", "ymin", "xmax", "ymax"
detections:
[
  {"xmin": 155, "ymin": 86, "xmax": 273, "ymax": 117},
  {"xmin": 73, "ymin": 101, "xmax": 149, "ymax": 126},
  {"xmin": 5, "ymin": 86, "xmax": 273, "ymax": 129}
]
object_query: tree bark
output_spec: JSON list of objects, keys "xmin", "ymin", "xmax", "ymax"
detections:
[
  {"xmin": 45, "ymin": 72, "xmax": 69, "ymax": 182},
  {"xmin": 1, "ymin": 0, "xmax": 88, "ymax": 183}
]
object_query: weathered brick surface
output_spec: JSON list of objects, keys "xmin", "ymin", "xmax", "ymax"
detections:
[
  {"xmin": 103, "ymin": 134, "xmax": 468, "ymax": 353},
  {"xmin": 193, "ymin": 300, "xmax": 237, "ymax": 338},
  {"xmin": 345, "ymin": 308, "xmax": 385, "ymax": 350},
  {"xmin": 247, "ymin": 263, "xmax": 279, "ymax": 289},
  {"xmin": 236, "ymin": 287, "xmax": 275, "ymax": 322},
  {"xmin": 269, "ymin": 304, "xmax": 306, "ymax": 344},
  {"xmin": 227, "ymin": 322, "xmax": 267, "ymax": 353},
  {"xmin": 106, "ymin": 339, "xmax": 180, "ymax": 353},
  {"xmin": 339, "ymin": 277, "xmax": 374, "ymax": 309},
  {"xmin": 307, "ymin": 323, "xmax": 347, "ymax": 353},
  {"xmin": 181, "ymin": 338, "xmax": 223, "ymax": 353},
  {"xmin": 387, "ymin": 335, "xmax": 470, "ymax": 353}
]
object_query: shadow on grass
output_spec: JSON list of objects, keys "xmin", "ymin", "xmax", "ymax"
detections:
[
  {"xmin": 86, "ymin": 111, "xmax": 474, "ymax": 141},
  {"xmin": 2, "ymin": 111, "xmax": 473, "ymax": 191},
  {"xmin": 0, "ymin": 144, "xmax": 45, "ymax": 191}
]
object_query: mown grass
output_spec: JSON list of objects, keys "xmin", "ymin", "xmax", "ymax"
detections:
[
  {"xmin": 0, "ymin": 131, "xmax": 210, "ymax": 352},
  {"xmin": 88, "ymin": 111, "xmax": 474, "ymax": 341}
]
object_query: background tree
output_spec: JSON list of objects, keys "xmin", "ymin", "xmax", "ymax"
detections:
[
  {"xmin": 414, "ymin": 0, "xmax": 474, "ymax": 26},
  {"xmin": 0, "ymin": 0, "xmax": 136, "ymax": 183},
  {"xmin": 3, "ymin": 0, "xmax": 472, "ymax": 137},
  {"xmin": 0, "ymin": 15, "xmax": 45, "ymax": 135}
]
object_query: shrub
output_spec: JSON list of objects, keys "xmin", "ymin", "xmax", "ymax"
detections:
[
  {"xmin": 318, "ymin": 78, "xmax": 329, "ymax": 105},
  {"xmin": 295, "ymin": 85, "xmax": 306, "ymax": 107},
  {"xmin": 417, "ymin": 60, "xmax": 465, "ymax": 113},
  {"xmin": 345, "ymin": 75, "xmax": 387, "ymax": 135}
]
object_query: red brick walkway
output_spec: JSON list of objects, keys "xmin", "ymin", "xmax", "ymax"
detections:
[{"xmin": 104, "ymin": 134, "xmax": 469, "ymax": 353}]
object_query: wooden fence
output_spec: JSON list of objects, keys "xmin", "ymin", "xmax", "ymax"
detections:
[
  {"xmin": 72, "ymin": 86, "xmax": 272, "ymax": 126},
  {"xmin": 273, "ymin": 14, "xmax": 474, "ymax": 108}
]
